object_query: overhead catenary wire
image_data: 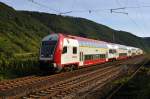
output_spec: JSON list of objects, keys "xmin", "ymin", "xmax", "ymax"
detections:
[
  {"xmin": 112, "ymin": 0, "xmax": 147, "ymax": 38},
  {"xmin": 115, "ymin": 0, "xmax": 122, "ymax": 7},
  {"xmin": 26, "ymin": 0, "xmax": 148, "ymax": 26},
  {"xmin": 28, "ymin": 0, "xmax": 60, "ymax": 13},
  {"xmin": 25, "ymin": 0, "xmax": 149, "ymax": 37},
  {"xmin": 111, "ymin": 10, "xmax": 128, "ymax": 15},
  {"xmin": 27, "ymin": 0, "xmax": 74, "ymax": 15},
  {"xmin": 26, "ymin": 0, "xmax": 123, "ymax": 15},
  {"xmin": 26, "ymin": 0, "xmax": 145, "ymax": 34},
  {"xmin": 27, "ymin": 0, "xmax": 150, "ymax": 15},
  {"xmin": 70, "ymin": 5, "xmax": 150, "ymax": 13},
  {"xmin": 27, "ymin": 0, "xmax": 111, "ymax": 15},
  {"xmin": 116, "ymin": 0, "xmax": 121, "ymax": 5},
  {"xmin": 125, "ymin": 14, "xmax": 143, "ymax": 34},
  {"xmin": 115, "ymin": 0, "xmax": 127, "ymax": 14},
  {"xmin": 136, "ymin": 0, "xmax": 148, "ymax": 36}
]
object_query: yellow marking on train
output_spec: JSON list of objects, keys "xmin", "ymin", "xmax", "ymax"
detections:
[{"xmin": 79, "ymin": 46, "xmax": 108, "ymax": 51}]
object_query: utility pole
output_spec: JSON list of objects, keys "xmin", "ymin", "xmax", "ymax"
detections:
[
  {"xmin": 113, "ymin": 31, "xmax": 115, "ymax": 43},
  {"xmin": 113, "ymin": 32, "xmax": 114, "ymax": 43}
]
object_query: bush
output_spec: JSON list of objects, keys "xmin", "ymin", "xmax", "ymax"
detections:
[{"xmin": 0, "ymin": 53, "xmax": 40, "ymax": 80}]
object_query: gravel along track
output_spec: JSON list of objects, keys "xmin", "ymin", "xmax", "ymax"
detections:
[
  {"xmin": 22, "ymin": 65, "xmax": 122, "ymax": 99},
  {"xmin": 0, "ymin": 76, "xmax": 37, "ymax": 92},
  {"xmin": 0, "ymin": 76, "xmax": 44, "ymax": 96},
  {"xmin": 0, "ymin": 56, "xmax": 145, "ymax": 99}
]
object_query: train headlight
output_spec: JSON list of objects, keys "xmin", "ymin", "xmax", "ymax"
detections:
[{"xmin": 53, "ymin": 63, "xmax": 57, "ymax": 68}]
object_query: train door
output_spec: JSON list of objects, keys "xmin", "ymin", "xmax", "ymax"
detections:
[{"xmin": 79, "ymin": 52, "xmax": 84, "ymax": 66}]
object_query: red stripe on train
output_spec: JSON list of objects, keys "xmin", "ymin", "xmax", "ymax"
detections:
[{"xmin": 83, "ymin": 58, "xmax": 107, "ymax": 66}]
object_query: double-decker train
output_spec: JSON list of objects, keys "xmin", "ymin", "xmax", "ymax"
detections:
[{"xmin": 39, "ymin": 33, "xmax": 143, "ymax": 72}]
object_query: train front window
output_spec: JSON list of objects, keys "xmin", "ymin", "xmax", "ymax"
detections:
[
  {"xmin": 62, "ymin": 46, "xmax": 67, "ymax": 54},
  {"xmin": 41, "ymin": 41, "xmax": 57, "ymax": 58}
]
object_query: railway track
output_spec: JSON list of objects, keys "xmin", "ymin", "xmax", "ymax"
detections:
[
  {"xmin": 22, "ymin": 66, "xmax": 121, "ymax": 99},
  {"xmin": 0, "ymin": 56, "xmax": 145, "ymax": 98},
  {"xmin": 105, "ymin": 59, "xmax": 149, "ymax": 99},
  {"xmin": 0, "ymin": 76, "xmax": 36, "ymax": 91},
  {"xmin": 0, "ymin": 76, "xmax": 44, "ymax": 96}
]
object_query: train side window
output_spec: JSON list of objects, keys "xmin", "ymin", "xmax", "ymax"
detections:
[
  {"xmin": 73, "ymin": 47, "xmax": 77, "ymax": 54},
  {"xmin": 80, "ymin": 52, "xmax": 82, "ymax": 61},
  {"xmin": 62, "ymin": 46, "xmax": 67, "ymax": 54},
  {"xmin": 109, "ymin": 49, "xmax": 112, "ymax": 53}
]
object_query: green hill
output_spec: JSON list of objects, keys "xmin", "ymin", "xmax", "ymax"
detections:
[
  {"xmin": 143, "ymin": 37, "xmax": 150, "ymax": 47},
  {"xmin": 0, "ymin": 2, "xmax": 150, "ymax": 59},
  {"xmin": 0, "ymin": 2, "xmax": 51, "ymax": 58}
]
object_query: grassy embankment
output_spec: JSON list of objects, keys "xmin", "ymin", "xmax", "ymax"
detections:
[
  {"xmin": 110, "ymin": 55, "xmax": 150, "ymax": 99},
  {"xmin": 0, "ymin": 53, "xmax": 40, "ymax": 80}
]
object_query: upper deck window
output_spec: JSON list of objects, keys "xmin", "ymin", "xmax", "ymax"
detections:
[
  {"xmin": 62, "ymin": 46, "xmax": 67, "ymax": 54},
  {"xmin": 73, "ymin": 47, "xmax": 77, "ymax": 54}
]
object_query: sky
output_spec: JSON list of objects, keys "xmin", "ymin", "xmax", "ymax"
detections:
[{"xmin": 0, "ymin": 0, "xmax": 150, "ymax": 37}]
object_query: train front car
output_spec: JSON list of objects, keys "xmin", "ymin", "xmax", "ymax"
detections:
[
  {"xmin": 39, "ymin": 33, "xmax": 63, "ymax": 71},
  {"xmin": 40, "ymin": 33, "xmax": 80, "ymax": 72}
]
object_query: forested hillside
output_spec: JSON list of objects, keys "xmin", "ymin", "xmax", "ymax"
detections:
[
  {"xmin": 143, "ymin": 37, "xmax": 150, "ymax": 47},
  {"xmin": 0, "ymin": 2, "xmax": 51, "ymax": 58},
  {"xmin": 23, "ymin": 11, "xmax": 150, "ymax": 51},
  {"xmin": 0, "ymin": 2, "xmax": 150, "ymax": 59}
]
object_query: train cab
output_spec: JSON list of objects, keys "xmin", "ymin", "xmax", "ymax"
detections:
[{"xmin": 40, "ymin": 33, "xmax": 80, "ymax": 71}]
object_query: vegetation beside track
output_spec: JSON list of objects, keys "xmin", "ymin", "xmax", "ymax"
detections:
[
  {"xmin": 0, "ymin": 53, "xmax": 40, "ymax": 80},
  {"xmin": 109, "ymin": 56, "xmax": 150, "ymax": 99}
]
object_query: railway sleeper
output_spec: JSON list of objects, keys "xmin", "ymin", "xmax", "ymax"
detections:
[
  {"xmin": 52, "ymin": 68, "xmax": 120, "ymax": 97},
  {"xmin": 21, "ymin": 67, "xmax": 120, "ymax": 99}
]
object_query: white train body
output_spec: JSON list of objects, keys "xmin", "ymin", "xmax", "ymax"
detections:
[{"xmin": 39, "ymin": 33, "xmax": 144, "ymax": 71}]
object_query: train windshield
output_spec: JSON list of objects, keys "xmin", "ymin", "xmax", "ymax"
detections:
[{"xmin": 40, "ymin": 41, "xmax": 57, "ymax": 58}]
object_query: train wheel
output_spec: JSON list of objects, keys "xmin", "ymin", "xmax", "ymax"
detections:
[
  {"xmin": 70, "ymin": 65, "xmax": 74, "ymax": 71},
  {"xmin": 73, "ymin": 65, "xmax": 78, "ymax": 70},
  {"xmin": 63, "ymin": 65, "xmax": 75, "ymax": 72},
  {"xmin": 55, "ymin": 67, "xmax": 63, "ymax": 73}
]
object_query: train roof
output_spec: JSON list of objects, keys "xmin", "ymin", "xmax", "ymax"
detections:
[
  {"xmin": 63, "ymin": 33, "xmax": 107, "ymax": 44},
  {"xmin": 45, "ymin": 33, "xmax": 141, "ymax": 50},
  {"xmin": 42, "ymin": 34, "xmax": 59, "ymax": 41}
]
